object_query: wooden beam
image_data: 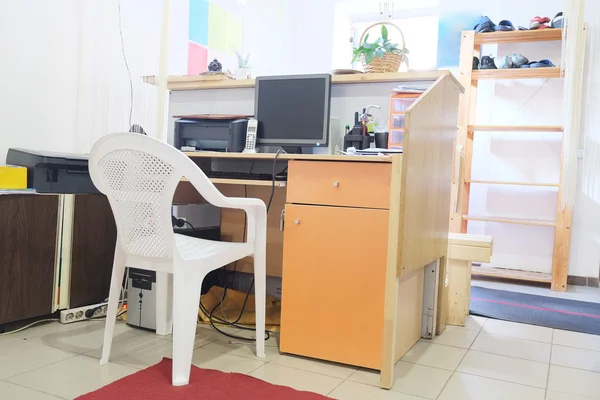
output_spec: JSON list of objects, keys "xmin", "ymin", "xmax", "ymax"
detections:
[
  {"xmin": 472, "ymin": 265, "xmax": 552, "ymax": 283},
  {"xmin": 473, "ymin": 28, "xmax": 563, "ymax": 45},
  {"xmin": 472, "ymin": 67, "xmax": 562, "ymax": 80}
]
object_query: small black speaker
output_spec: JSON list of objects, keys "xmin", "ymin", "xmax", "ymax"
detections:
[{"xmin": 229, "ymin": 119, "xmax": 249, "ymax": 152}]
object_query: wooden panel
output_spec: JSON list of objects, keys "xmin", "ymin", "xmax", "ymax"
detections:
[
  {"xmin": 472, "ymin": 67, "xmax": 562, "ymax": 80},
  {"xmin": 0, "ymin": 195, "xmax": 58, "ymax": 324},
  {"xmin": 184, "ymin": 152, "xmax": 392, "ymax": 163},
  {"xmin": 472, "ymin": 265, "xmax": 552, "ymax": 283},
  {"xmin": 398, "ymin": 75, "xmax": 459, "ymax": 275},
  {"xmin": 552, "ymin": 207, "xmax": 572, "ymax": 291},
  {"xmin": 69, "ymin": 195, "xmax": 117, "ymax": 308},
  {"xmin": 393, "ymin": 267, "xmax": 425, "ymax": 362},
  {"xmin": 448, "ymin": 233, "xmax": 493, "ymax": 249},
  {"xmin": 280, "ymin": 205, "xmax": 389, "ymax": 370},
  {"xmin": 474, "ymin": 28, "xmax": 563, "ymax": 45},
  {"xmin": 218, "ymin": 184, "xmax": 286, "ymax": 277},
  {"xmin": 448, "ymin": 245, "xmax": 492, "ymax": 263},
  {"xmin": 287, "ymin": 161, "xmax": 392, "ymax": 209},
  {"xmin": 447, "ymin": 259, "xmax": 471, "ymax": 326}
]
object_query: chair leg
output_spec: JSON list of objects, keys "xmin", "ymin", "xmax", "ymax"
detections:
[
  {"xmin": 100, "ymin": 250, "xmax": 126, "ymax": 365},
  {"xmin": 172, "ymin": 268, "xmax": 204, "ymax": 386},
  {"xmin": 254, "ymin": 239, "xmax": 267, "ymax": 359},
  {"xmin": 156, "ymin": 271, "xmax": 173, "ymax": 336}
]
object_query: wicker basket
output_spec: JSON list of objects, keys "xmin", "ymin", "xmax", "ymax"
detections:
[{"xmin": 359, "ymin": 22, "xmax": 406, "ymax": 74}]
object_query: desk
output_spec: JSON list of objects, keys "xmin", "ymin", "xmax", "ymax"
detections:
[{"xmin": 171, "ymin": 73, "xmax": 462, "ymax": 388}]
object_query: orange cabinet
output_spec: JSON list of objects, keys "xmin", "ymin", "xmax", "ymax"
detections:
[{"xmin": 279, "ymin": 204, "xmax": 389, "ymax": 369}]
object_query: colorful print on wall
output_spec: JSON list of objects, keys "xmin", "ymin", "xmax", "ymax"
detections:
[{"xmin": 188, "ymin": 0, "xmax": 243, "ymax": 75}]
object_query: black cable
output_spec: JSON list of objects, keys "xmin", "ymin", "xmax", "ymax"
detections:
[
  {"xmin": 117, "ymin": 0, "xmax": 133, "ymax": 129},
  {"xmin": 266, "ymin": 149, "xmax": 285, "ymax": 212},
  {"xmin": 183, "ymin": 220, "xmax": 196, "ymax": 231}
]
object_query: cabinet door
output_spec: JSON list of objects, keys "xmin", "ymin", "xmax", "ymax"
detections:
[
  {"xmin": 280, "ymin": 204, "xmax": 389, "ymax": 369},
  {"xmin": 0, "ymin": 195, "xmax": 58, "ymax": 324}
]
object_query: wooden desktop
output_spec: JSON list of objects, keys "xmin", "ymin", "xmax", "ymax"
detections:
[{"xmin": 170, "ymin": 72, "xmax": 462, "ymax": 388}]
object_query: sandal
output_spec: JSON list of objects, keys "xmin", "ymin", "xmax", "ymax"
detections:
[
  {"xmin": 494, "ymin": 20, "xmax": 515, "ymax": 31},
  {"xmin": 551, "ymin": 12, "xmax": 564, "ymax": 28},
  {"xmin": 474, "ymin": 16, "xmax": 496, "ymax": 33},
  {"xmin": 473, "ymin": 57, "xmax": 480, "ymax": 70},
  {"xmin": 530, "ymin": 16, "xmax": 550, "ymax": 30},
  {"xmin": 529, "ymin": 59, "xmax": 555, "ymax": 68}
]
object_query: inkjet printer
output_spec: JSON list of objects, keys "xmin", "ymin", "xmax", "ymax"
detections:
[
  {"xmin": 6, "ymin": 148, "xmax": 99, "ymax": 194},
  {"xmin": 174, "ymin": 115, "xmax": 249, "ymax": 152}
]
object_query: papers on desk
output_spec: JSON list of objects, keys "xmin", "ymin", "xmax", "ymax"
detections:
[{"xmin": 356, "ymin": 148, "xmax": 403, "ymax": 155}]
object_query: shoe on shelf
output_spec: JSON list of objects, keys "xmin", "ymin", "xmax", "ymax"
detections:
[
  {"xmin": 551, "ymin": 12, "xmax": 564, "ymax": 28},
  {"xmin": 530, "ymin": 16, "xmax": 551, "ymax": 30},
  {"xmin": 480, "ymin": 56, "xmax": 498, "ymax": 69},
  {"xmin": 530, "ymin": 59, "xmax": 555, "ymax": 68},
  {"xmin": 510, "ymin": 53, "xmax": 529, "ymax": 68},
  {"xmin": 474, "ymin": 16, "xmax": 496, "ymax": 33},
  {"xmin": 498, "ymin": 54, "xmax": 513, "ymax": 69},
  {"xmin": 473, "ymin": 56, "xmax": 480, "ymax": 70},
  {"xmin": 494, "ymin": 20, "xmax": 515, "ymax": 31}
]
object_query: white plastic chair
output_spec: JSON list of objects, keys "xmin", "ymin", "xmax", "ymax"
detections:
[{"xmin": 89, "ymin": 132, "xmax": 267, "ymax": 386}]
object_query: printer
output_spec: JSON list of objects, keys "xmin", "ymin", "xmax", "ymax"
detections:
[
  {"xmin": 174, "ymin": 116, "xmax": 248, "ymax": 152},
  {"xmin": 6, "ymin": 148, "xmax": 99, "ymax": 194}
]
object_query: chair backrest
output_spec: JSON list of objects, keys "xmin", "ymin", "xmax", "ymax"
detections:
[{"xmin": 89, "ymin": 132, "xmax": 222, "ymax": 261}]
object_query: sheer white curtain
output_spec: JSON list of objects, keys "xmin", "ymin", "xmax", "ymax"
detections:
[{"xmin": 74, "ymin": 0, "xmax": 165, "ymax": 153}]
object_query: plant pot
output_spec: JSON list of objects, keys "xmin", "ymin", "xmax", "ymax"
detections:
[{"xmin": 235, "ymin": 68, "xmax": 251, "ymax": 80}]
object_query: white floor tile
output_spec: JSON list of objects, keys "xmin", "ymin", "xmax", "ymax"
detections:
[
  {"xmin": 438, "ymin": 372, "xmax": 545, "ymax": 400},
  {"xmin": 249, "ymin": 363, "xmax": 343, "ymax": 396},
  {"xmin": 0, "ymin": 335, "xmax": 23, "ymax": 346},
  {"xmin": 15, "ymin": 320, "xmax": 138, "ymax": 354},
  {"xmin": 6, "ymin": 355, "xmax": 139, "ymax": 399},
  {"xmin": 555, "ymin": 286, "xmax": 600, "ymax": 304},
  {"xmin": 482, "ymin": 319, "xmax": 553, "ymax": 343},
  {"xmin": 348, "ymin": 362, "xmax": 452, "ymax": 399},
  {"xmin": 329, "ymin": 380, "xmax": 425, "ymax": 400},
  {"xmin": 433, "ymin": 325, "xmax": 478, "ymax": 348},
  {"xmin": 457, "ymin": 350, "xmax": 549, "ymax": 388},
  {"xmin": 552, "ymin": 345, "xmax": 600, "ymax": 372},
  {"xmin": 553, "ymin": 329, "xmax": 600, "ymax": 352},
  {"xmin": 0, "ymin": 340, "xmax": 76, "ymax": 379},
  {"xmin": 548, "ymin": 365, "xmax": 600, "ymax": 399},
  {"xmin": 546, "ymin": 390, "xmax": 596, "ymax": 400},
  {"xmin": 201, "ymin": 333, "xmax": 280, "ymax": 361},
  {"xmin": 471, "ymin": 332, "xmax": 551, "ymax": 363},
  {"xmin": 465, "ymin": 315, "xmax": 488, "ymax": 332},
  {"xmin": 0, "ymin": 381, "xmax": 63, "ymax": 400},
  {"xmin": 192, "ymin": 347, "xmax": 265, "ymax": 374},
  {"xmin": 271, "ymin": 354, "xmax": 357, "ymax": 379},
  {"xmin": 402, "ymin": 341, "xmax": 467, "ymax": 370},
  {"xmin": 86, "ymin": 334, "xmax": 173, "ymax": 369},
  {"xmin": 161, "ymin": 323, "xmax": 241, "ymax": 345}
]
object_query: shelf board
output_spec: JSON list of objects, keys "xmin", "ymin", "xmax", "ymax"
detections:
[
  {"xmin": 181, "ymin": 177, "xmax": 286, "ymax": 187},
  {"xmin": 468, "ymin": 125, "xmax": 563, "ymax": 132},
  {"xmin": 462, "ymin": 214, "xmax": 557, "ymax": 227},
  {"xmin": 474, "ymin": 28, "xmax": 563, "ymax": 45},
  {"xmin": 472, "ymin": 67, "xmax": 562, "ymax": 80},
  {"xmin": 472, "ymin": 264, "xmax": 552, "ymax": 283},
  {"xmin": 467, "ymin": 180, "xmax": 559, "ymax": 187}
]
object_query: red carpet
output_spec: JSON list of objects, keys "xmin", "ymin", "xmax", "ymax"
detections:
[{"xmin": 76, "ymin": 358, "xmax": 331, "ymax": 399}]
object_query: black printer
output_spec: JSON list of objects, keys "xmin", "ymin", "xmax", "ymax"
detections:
[
  {"xmin": 6, "ymin": 149, "xmax": 99, "ymax": 194},
  {"xmin": 174, "ymin": 116, "xmax": 248, "ymax": 152}
]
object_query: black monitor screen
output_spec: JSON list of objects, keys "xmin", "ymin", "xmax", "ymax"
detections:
[{"xmin": 255, "ymin": 74, "xmax": 331, "ymax": 146}]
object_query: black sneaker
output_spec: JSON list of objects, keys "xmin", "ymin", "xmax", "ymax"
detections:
[
  {"xmin": 473, "ymin": 57, "xmax": 480, "ymax": 70},
  {"xmin": 480, "ymin": 56, "xmax": 498, "ymax": 69}
]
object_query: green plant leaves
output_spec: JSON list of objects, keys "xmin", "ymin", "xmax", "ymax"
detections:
[
  {"xmin": 352, "ymin": 25, "xmax": 410, "ymax": 66},
  {"xmin": 363, "ymin": 33, "xmax": 370, "ymax": 44},
  {"xmin": 365, "ymin": 52, "xmax": 375, "ymax": 64},
  {"xmin": 381, "ymin": 25, "xmax": 388, "ymax": 40}
]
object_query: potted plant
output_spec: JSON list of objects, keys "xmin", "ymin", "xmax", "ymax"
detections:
[
  {"xmin": 235, "ymin": 51, "xmax": 251, "ymax": 79},
  {"xmin": 352, "ymin": 23, "xmax": 409, "ymax": 73}
]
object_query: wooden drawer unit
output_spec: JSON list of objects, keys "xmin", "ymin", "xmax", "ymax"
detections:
[{"xmin": 287, "ymin": 161, "xmax": 391, "ymax": 209}]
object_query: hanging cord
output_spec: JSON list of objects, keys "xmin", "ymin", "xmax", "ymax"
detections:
[{"xmin": 117, "ymin": 0, "xmax": 134, "ymax": 129}]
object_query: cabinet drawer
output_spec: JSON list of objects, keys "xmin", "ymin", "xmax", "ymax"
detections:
[{"xmin": 287, "ymin": 161, "xmax": 391, "ymax": 209}]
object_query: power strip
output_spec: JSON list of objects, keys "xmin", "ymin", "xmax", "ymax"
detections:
[{"xmin": 59, "ymin": 302, "xmax": 108, "ymax": 324}]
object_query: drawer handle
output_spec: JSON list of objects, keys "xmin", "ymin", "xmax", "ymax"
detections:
[
  {"xmin": 294, "ymin": 219, "xmax": 301, "ymax": 225},
  {"xmin": 333, "ymin": 181, "xmax": 340, "ymax": 187}
]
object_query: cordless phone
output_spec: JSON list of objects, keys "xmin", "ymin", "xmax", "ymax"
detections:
[{"xmin": 243, "ymin": 118, "xmax": 258, "ymax": 153}]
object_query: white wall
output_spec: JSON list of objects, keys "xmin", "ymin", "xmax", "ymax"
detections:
[{"xmin": 0, "ymin": 0, "xmax": 81, "ymax": 160}]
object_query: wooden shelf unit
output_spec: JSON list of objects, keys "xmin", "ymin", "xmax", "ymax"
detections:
[{"xmin": 452, "ymin": 29, "xmax": 571, "ymax": 291}]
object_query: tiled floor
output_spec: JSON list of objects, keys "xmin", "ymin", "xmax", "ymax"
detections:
[{"xmin": 1, "ymin": 284, "xmax": 600, "ymax": 399}]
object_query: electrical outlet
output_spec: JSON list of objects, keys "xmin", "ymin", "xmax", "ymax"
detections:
[{"xmin": 59, "ymin": 302, "xmax": 108, "ymax": 324}]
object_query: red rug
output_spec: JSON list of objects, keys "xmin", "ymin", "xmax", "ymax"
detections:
[{"xmin": 77, "ymin": 358, "xmax": 331, "ymax": 399}]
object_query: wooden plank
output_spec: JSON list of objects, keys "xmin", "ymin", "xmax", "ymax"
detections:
[
  {"xmin": 472, "ymin": 67, "xmax": 562, "ymax": 80},
  {"xmin": 393, "ymin": 267, "xmax": 425, "ymax": 362},
  {"xmin": 448, "ymin": 244, "xmax": 492, "ymax": 263},
  {"xmin": 468, "ymin": 180, "xmax": 559, "ymax": 187},
  {"xmin": 184, "ymin": 152, "xmax": 393, "ymax": 163},
  {"xmin": 472, "ymin": 265, "xmax": 552, "ymax": 283},
  {"xmin": 552, "ymin": 206, "xmax": 572, "ymax": 292},
  {"xmin": 473, "ymin": 28, "xmax": 563, "ymax": 45},
  {"xmin": 145, "ymin": 71, "xmax": 464, "ymax": 92},
  {"xmin": 447, "ymin": 259, "xmax": 472, "ymax": 326},
  {"xmin": 448, "ymin": 233, "xmax": 493, "ymax": 248},
  {"xmin": 462, "ymin": 214, "xmax": 557, "ymax": 227},
  {"xmin": 380, "ymin": 156, "xmax": 402, "ymax": 389},
  {"xmin": 399, "ymin": 74, "xmax": 460, "ymax": 275},
  {"xmin": 468, "ymin": 125, "xmax": 563, "ymax": 132}
]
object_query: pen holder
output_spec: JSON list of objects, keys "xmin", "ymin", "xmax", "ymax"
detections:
[
  {"xmin": 344, "ymin": 134, "xmax": 371, "ymax": 150},
  {"xmin": 375, "ymin": 132, "xmax": 389, "ymax": 149}
]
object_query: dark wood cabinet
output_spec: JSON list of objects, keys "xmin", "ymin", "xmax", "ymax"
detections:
[
  {"xmin": 0, "ymin": 195, "xmax": 58, "ymax": 324},
  {"xmin": 69, "ymin": 195, "xmax": 117, "ymax": 308}
]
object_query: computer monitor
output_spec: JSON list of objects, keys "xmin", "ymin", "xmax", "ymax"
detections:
[{"xmin": 254, "ymin": 74, "xmax": 332, "ymax": 147}]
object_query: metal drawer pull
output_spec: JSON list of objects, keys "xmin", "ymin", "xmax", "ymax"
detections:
[
  {"xmin": 294, "ymin": 219, "xmax": 301, "ymax": 224},
  {"xmin": 333, "ymin": 181, "xmax": 340, "ymax": 187}
]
